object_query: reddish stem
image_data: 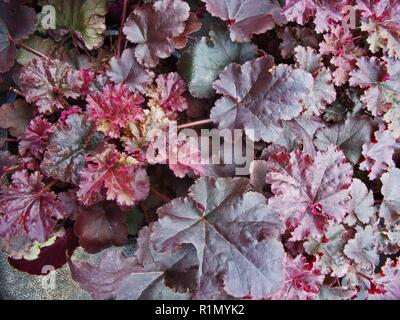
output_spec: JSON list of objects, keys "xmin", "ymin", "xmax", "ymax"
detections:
[
  {"xmin": 177, "ymin": 119, "xmax": 213, "ymax": 130},
  {"xmin": 150, "ymin": 186, "xmax": 171, "ymax": 203},
  {"xmin": 0, "ymin": 138, "xmax": 18, "ymax": 143},
  {"xmin": 40, "ymin": 180, "xmax": 58, "ymax": 194},
  {"xmin": 0, "ymin": 165, "xmax": 21, "ymax": 181},
  {"xmin": 15, "ymin": 40, "xmax": 49, "ymax": 61},
  {"xmin": 116, "ymin": 0, "xmax": 128, "ymax": 57}
]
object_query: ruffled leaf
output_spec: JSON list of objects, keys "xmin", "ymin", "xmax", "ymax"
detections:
[
  {"xmin": 86, "ymin": 84, "xmax": 145, "ymax": 139},
  {"xmin": 123, "ymin": 0, "xmax": 190, "ymax": 67},
  {"xmin": 266, "ymin": 146, "xmax": 353, "ymax": 240},
  {"xmin": 39, "ymin": 0, "xmax": 108, "ymax": 50},
  {"xmin": 77, "ymin": 145, "xmax": 149, "ymax": 206},
  {"xmin": 147, "ymin": 73, "xmax": 188, "ymax": 112},
  {"xmin": 19, "ymin": 58, "xmax": 84, "ymax": 114},
  {"xmin": 0, "ymin": 170, "xmax": 67, "ymax": 242},
  {"xmin": 359, "ymin": 125, "xmax": 396, "ymax": 180}
]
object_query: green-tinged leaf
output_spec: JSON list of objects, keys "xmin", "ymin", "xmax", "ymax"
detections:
[
  {"xmin": 16, "ymin": 36, "xmax": 55, "ymax": 65},
  {"xmin": 41, "ymin": 114, "xmax": 100, "ymax": 184},
  {"xmin": 178, "ymin": 28, "xmax": 257, "ymax": 98},
  {"xmin": 39, "ymin": 0, "xmax": 107, "ymax": 50},
  {"xmin": 126, "ymin": 207, "xmax": 145, "ymax": 236}
]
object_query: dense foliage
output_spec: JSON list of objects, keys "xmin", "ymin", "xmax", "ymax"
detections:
[{"xmin": 1, "ymin": 0, "xmax": 400, "ymax": 300}]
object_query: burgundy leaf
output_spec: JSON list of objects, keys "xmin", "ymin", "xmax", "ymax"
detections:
[
  {"xmin": 152, "ymin": 176, "xmax": 285, "ymax": 299},
  {"xmin": 202, "ymin": 0, "xmax": 285, "ymax": 42},
  {"xmin": 69, "ymin": 249, "xmax": 164, "ymax": 300},
  {"xmin": 107, "ymin": 48, "xmax": 155, "ymax": 94},
  {"xmin": 8, "ymin": 228, "xmax": 79, "ymax": 275},
  {"xmin": 314, "ymin": 116, "xmax": 374, "ymax": 165},
  {"xmin": 173, "ymin": 13, "xmax": 202, "ymax": 49},
  {"xmin": 123, "ymin": 0, "xmax": 190, "ymax": 67},
  {"xmin": 19, "ymin": 58, "xmax": 84, "ymax": 114},
  {"xmin": 74, "ymin": 201, "xmax": 128, "ymax": 253},
  {"xmin": 211, "ymin": 56, "xmax": 313, "ymax": 142},
  {"xmin": 0, "ymin": 99, "xmax": 34, "ymax": 137},
  {"xmin": 147, "ymin": 72, "xmax": 188, "ymax": 112},
  {"xmin": 41, "ymin": 113, "xmax": 97, "ymax": 184},
  {"xmin": 19, "ymin": 116, "xmax": 53, "ymax": 160}
]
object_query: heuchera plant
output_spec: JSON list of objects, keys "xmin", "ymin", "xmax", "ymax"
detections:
[{"xmin": 0, "ymin": 0, "xmax": 400, "ymax": 300}]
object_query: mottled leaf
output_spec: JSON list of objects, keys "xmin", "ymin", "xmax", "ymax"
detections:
[
  {"xmin": 266, "ymin": 146, "xmax": 353, "ymax": 240},
  {"xmin": 0, "ymin": 170, "xmax": 67, "ymax": 242}
]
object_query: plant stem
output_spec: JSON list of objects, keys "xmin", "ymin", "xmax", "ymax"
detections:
[
  {"xmin": 0, "ymin": 138, "xmax": 18, "ymax": 143},
  {"xmin": 116, "ymin": 0, "xmax": 128, "ymax": 57},
  {"xmin": 15, "ymin": 40, "xmax": 49, "ymax": 61},
  {"xmin": 150, "ymin": 186, "xmax": 171, "ymax": 203},
  {"xmin": 0, "ymin": 165, "xmax": 21, "ymax": 181},
  {"xmin": 177, "ymin": 118, "xmax": 213, "ymax": 129},
  {"xmin": 40, "ymin": 180, "xmax": 58, "ymax": 194},
  {"xmin": 2, "ymin": 165, "xmax": 20, "ymax": 175}
]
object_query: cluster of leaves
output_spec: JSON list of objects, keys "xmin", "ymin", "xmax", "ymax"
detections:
[{"xmin": 1, "ymin": 0, "xmax": 400, "ymax": 300}]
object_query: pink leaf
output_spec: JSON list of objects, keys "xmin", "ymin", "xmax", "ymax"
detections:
[
  {"xmin": 146, "ymin": 125, "xmax": 204, "ymax": 178},
  {"xmin": 349, "ymin": 57, "xmax": 390, "ymax": 116},
  {"xmin": 86, "ymin": 84, "xmax": 145, "ymax": 138},
  {"xmin": 294, "ymin": 46, "xmax": 336, "ymax": 115},
  {"xmin": 19, "ymin": 116, "xmax": 53, "ymax": 159},
  {"xmin": 266, "ymin": 146, "xmax": 353, "ymax": 241},
  {"xmin": 369, "ymin": 258, "xmax": 400, "ymax": 300},
  {"xmin": 359, "ymin": 125, "xmax": 396, "ymax": 180},
  {"xmin": 147, "ymin": 72, "xmax": 188, "ymax": 112},
  {"xmin": 273, "ymin": 255, "xmax": 324, "ymax": 300},
  {"xmin": 344, "ymin": 178, "xmax": 376, "ymax": 226},
  {"xmin": 19, "ymin": 58, "xmax": 84, "ymax": 114},
  {"xmin": 77, "ymin": 146, "xmax": 149, "ymax": 206},
  {"xmin": 282, "ymin": 0, "xmax": 316, "ymax": 26}
]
